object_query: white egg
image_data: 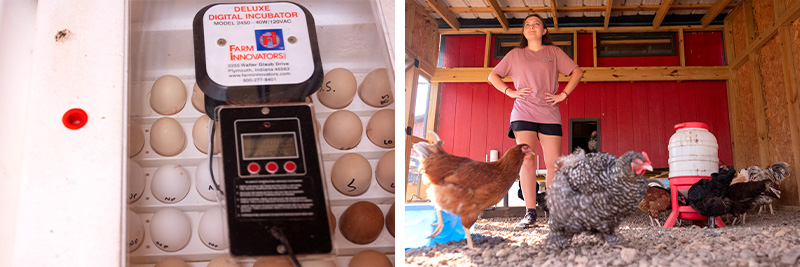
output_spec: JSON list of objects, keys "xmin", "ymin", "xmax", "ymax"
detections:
[
  {"xmin": 151, "ymin": 164, "xmax": 191, "ymax": 204},
  {"xmin": 126, "ymin": 210, "xmax": 144, "ymax": 252},
  {"xmin": 191, "ymin": 82, "xmax": 206, "ymax": 114},
  {"xmin": 331, "ymin": 153, "xmax": 372, "ymax": 196},
  {"xmin": 150, "ymin": 208, "xmax": 191, "ymax": 252},
  {"xmin": 129, "ymin": 120, "xmax": 145, "ymax": 157},
  {"xmin": 150, "ymin": 117, "xmax": 187, "ymax": 157},
  {"xmin": 127, "ymin": 159, "xmax": 145, "ymax": 203},
  {"xmin": 323, "ymin": 110, "xmax": 362, "ymax": 150},
  {"xmin": 192, "ymin": 115, "xmax": 221, "ymax": 154},
  {"xmin": 154, "ymin": 257, "xmax": 189, "ymax": 267},
  {"xmin": 208, "ymin": 255, "xmax": 242, "ymax": 267},
  {"xmin": 150, "ymin": 75, "xmax": 187, "ymax": 115},
  {"xmin": 199, "ymin": 207, "xmax": 229, "ymax": 250},
  {"xmin": 195, "ymin": 157, "xmax": 224, "ymax": 202},
  {"xmin": 375, "ymin": 150, "xmax": 394, "ymax": 193},
  {"xmin": 358, "ymin": 68, "xmax": 393, "ymax": 107},
  {"xmin": 366, "ymin": 109, "xmax": 394, "ymax": 148},
  {"xmin": 317, "ymin": 68, "xmax": 357, "ymax": 109}
]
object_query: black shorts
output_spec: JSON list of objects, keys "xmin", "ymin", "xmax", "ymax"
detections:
[{"xmin": 508, "ymin": 121, "xmax": 563, "ymax": 139}]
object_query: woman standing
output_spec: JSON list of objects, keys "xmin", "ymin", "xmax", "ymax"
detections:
[{"xmin": 488, "ymin": 14, "xmax": 583, "ymax": 228}]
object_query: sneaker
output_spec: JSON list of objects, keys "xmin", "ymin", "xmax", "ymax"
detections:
[{"xmin": 517, "ymin": 210, "xmax": 537, "ymax": 228}]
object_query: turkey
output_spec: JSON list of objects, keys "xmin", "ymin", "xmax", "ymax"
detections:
[{"xmin": 546, "ymin": 149, "xmax": 652, "ymax": 250}]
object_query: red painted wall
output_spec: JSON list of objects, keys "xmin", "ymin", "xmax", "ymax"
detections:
[{"xmin": 435, "ymin": 33, "xmax": 731, "ymax": 168}]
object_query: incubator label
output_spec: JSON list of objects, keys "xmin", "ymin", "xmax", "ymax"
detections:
[{"xmin": 203, "ymin": 3, "xmax": 314, "ymax": 86}]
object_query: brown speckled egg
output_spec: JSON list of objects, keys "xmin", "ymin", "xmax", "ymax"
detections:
[
  {"xmin": 317, "ymin": 68, "xmax": 357, "ymax": 109},
  {"xmin": 323, "ymin": 110, "xmax": 362, "ymax": 150},
  {"xmin": 349, "ymin": 250, "xmax": 392, "ymax": 267},
  {"xmin": 366, "ymin": 109, "xmax": 394, "ymax": 148},
  {"xmin": 340, "ymin": 201, "xmax": 384, "ymax": 244},
  {"xmin": 358, "ymin": 68, "xmax": 393, "ymax": 107},
  {"xmin": 386, "ymin": 203, "xmax": 395, "ymax": 237}
]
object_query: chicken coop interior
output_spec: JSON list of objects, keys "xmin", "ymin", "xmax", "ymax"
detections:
[{"xmin": 404, "ymin": 0, "xmax": 800, "ymax": 213}]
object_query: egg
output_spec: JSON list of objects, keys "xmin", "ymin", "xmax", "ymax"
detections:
[
  {"xmin": 323, "ymin": 110, "xmax": 362, "ymax": 150},
  {"xmin": 358, "ymin": 68, "xmax": 393, "ymax": 108},
  {"xmin": 191, "ymin": 82, "xmax": 206, "ymax": 113},
  {"xmin": 150, "ymin": 75, "xmax": 187, "ymax": 115},
  {"xmin": 126, "ymin": 210, "xmax": 144, "ymax": 252},
  {"xmin": 331, "ymin": 153, "xmax": 372, "ymax": 196},
  {"xmin": 366, "ymin": 109, "xmax": 394, "ymax": 148},
  {"xmin": 151, "ymin": 164, "xmax": 191, "ymax": 204},
  {"xmin": 339, "ymin": 201, "xmax": 384, "ymax": 244},
  {"xmin": 150, "ymin": 117, "xmax": 187, "ymax": 157},
  {"xmin": 198, "ymin": 207, "xmax": 228, "ymax": 250},
  {"xmin": 127, "ymin": 159, "xmax": 145, "ymax": 203},
  {"xmin": 150, "ymin": 208, "xmax": 191, "ymax": 252},
  {"xmin": 154, "ymin": 257, "xmax": 189, "ymax": 267},
  {"xmin": 192, "ymin": 115, "xmax": 222, "ymax": 154},
  {"xmin": 195, "ymin": 157, "xmax": 224, "ymax": 202},
  {"xmin": 386, "ymin": 203, "xmax": 395, "ymax": 237},
  {"xmin": 317, "ymin": 68, "xmax": 357, "ymax": 109},
  {"xmin": 129, "ymin": 120, "xmax": 144, "ymax": 157},
  {"xmin": 208, "ymin": 255, "xmax": 242, "ymax": 267},
  {"xmin": 253, "ymin": 256, "xmax": 293, "ymax": 267},
  {"xmin": 374, "ymin": 150, "xmax": 394, "ymax": 193},
  {"xmin": 349, "ymin": 250, "xmax": 392, "ymax": 267}
]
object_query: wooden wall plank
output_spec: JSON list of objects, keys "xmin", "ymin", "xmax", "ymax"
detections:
[
  {"xmin": 438, "ymin": 83, "xmax": 457, "ymax": 153},
  {"xmin": 632, "ymin": 84, "xmax": 650, "ymax": 157},
  {"xmin": 753, "ymin": 0, "xmax": 777, "ymax": 37},
  {"xmin": 749, "ymin": 52, "xmax": 770, "ymax": 167},
  {"xmin": 616, "ymin": 83, "xmax": 634, "ymax": 156},
  {"xmin": 486, "ymin": 84, "xmax": 506, "ymax": 154},
  {"xmin": 646, "ymin": 83, "xmax": 668, "ymax": 168},
  {"xmin": 452, "ymin": 83, "xmax": 474, "ymax": 157},
  {"xmin": 731, "ymin": 5, "xmax": 748, "ymax": 58},
  {"xmin": 601, "ymin": 83, "xmax": 619, "ymax": 156},
  {"xmin": 735, "ymin": 62, "xmax": 761, "ymax": 168},
  {"xmin": 662, "ymin": 83, "xmax": 682, "ymax": 166}
]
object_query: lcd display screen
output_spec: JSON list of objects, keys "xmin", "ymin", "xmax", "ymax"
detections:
[{"xmin": 241, "ymin": 133, "xmax": 298, "ymax": 159}]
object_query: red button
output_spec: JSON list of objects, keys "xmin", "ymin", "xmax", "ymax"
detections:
[
  {"xmin": 266, "ymin": 162, "xmax": 279, "ymax": 173},
  {"xmin": 247, "ymin": 163, "xmax": 260, "ymax": 174},
  {"xmin": 284, "ymin": 161, "xmax": 296, "ymax": 173}
]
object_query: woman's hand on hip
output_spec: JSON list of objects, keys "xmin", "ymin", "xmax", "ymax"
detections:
[
  {"xmin": 509, "ymin": 88, "xmax": 532, "ymax": 99},
  {"xmin": 544, "ymin": 92, "xmax": 567, "ymax": 106}
]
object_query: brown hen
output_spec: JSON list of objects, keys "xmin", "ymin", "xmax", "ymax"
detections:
[
  {"xmin": 638, "ymin": 186, "xmax": 670, "ymax": 226},
  {"xmin": 413, "ymin": 132, "xmax": 533, "ymax": 248}
]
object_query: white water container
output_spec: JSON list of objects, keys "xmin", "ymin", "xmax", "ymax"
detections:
[{"xmin": 668, "ymin": 122, "xmax": 719, "ymax": 178}]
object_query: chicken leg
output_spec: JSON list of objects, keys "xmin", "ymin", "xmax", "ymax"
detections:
[
  {"xmin": 429, "ymin": 208, "xmax": 444, "ymax": 238},
  {"xmin": 463, "ymin": 225, "xmax": 474, "ymax": 249}
]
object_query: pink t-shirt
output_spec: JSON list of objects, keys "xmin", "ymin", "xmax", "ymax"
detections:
[{"xmin": 493, "ymin": 46, "xmax": 578, "ymax": 124}]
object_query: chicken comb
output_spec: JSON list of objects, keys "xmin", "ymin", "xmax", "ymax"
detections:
[{"xmin": 642, "ymin": 151, "xmax": 651, "ymax": 164}]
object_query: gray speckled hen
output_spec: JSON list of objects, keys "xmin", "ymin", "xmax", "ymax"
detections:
[{"xmin": 546, "ymin": 149, "xmax": 653, "ymax": 250}]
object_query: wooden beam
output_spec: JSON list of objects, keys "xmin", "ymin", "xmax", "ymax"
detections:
[
  {"xmin": 729, "ymin": 0, "xmax": 800, "ymax": 69},
  {"xmin": 722, "ymin": 15, "xmax": 742, "ymax": 170},
  {"xmin": 404, "ymin": 63, "xmax": 421, "ymax": 200},
  {"xmin": 700, "ymin": 0, "xmax": 732, "ymax": 27},
  {"xmin": 429, "ymin": 4, "xmax": 737, "ymax": 14},
  {"xmin": 592, "ymin": 31, "xmax": 598, "ymax": 67},
  {"xmin": 405, "ymin": 48, "xmax": 437, "ymax": 78},
  {"xmin": 486, "ymin": 0, "xmax": 509, "ymax": 31},
  {"xmin": 430, "ymin": 66, "xmax": 730, "ymax": 83},
  {"xmin": 550, "ymin": 0, "xmax": 559, "ymax": 29},
  {"xmin": 423, "ymin": 0, "xmax": 460, "ymax": 30},
  {"xmin": 653, "ymin": 0, "xmax": 675, "ymax": 28},
  {"xmin": 573, "ymin": 31, "xmax": 578, "ymax": 64},
  {"xmin": 778, "ymin": 25, "xmax": 800, "ymax": 206},
  {"xmin": 748, "ymin": 53, "xmax": 770, "ymax": 167},
  {"xmin": 483, "ymin": 33, "xmax": 492, "ymax": 68},
  {"xmin": 678, "ymin": 29, "xmax": 685, "ymax": 66},
  {"xmin": 438, "ymin": 25, "xmax": 724, "ymax": 35},
  {"xmin": 604, "ymin": 0, "xmax": 613, "ymax": 29}
]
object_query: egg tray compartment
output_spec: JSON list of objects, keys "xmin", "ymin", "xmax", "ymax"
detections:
[
  {"xmin": 128, "ymin": 210, "xmax": 229, "ymax": 264},
  {"xmin": 322, "ymin": 156, "xmax": 394, "ymax": 207},
  {"xmin": 330, "ymin": 203, "xmax": 394, "ymax": 256},
  {"xmin": 129, "ymin": 78, "xmax": 205, "ymax": 118},
  {"xmin": 129, "ymin": 255, "xmax": 394, "ymax": 267},
  {"xmin": 129, "ymin": 164, "xmax": 223, "ymax": 213}
]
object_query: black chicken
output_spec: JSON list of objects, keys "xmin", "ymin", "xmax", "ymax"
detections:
[
  {"xmin": 686, "ymin": 168, "xmax": 737, "ymax": 226},
  {"xmin": 726, "ymin": 180, "xmax": 780, "ymax": 224},
  {"xmin": 546, "ymin": 149, "xmax": 652, "ymax": 249}
]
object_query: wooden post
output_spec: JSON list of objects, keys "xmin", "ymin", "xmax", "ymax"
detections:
[
  {"xmin": 748, "ymin": 52, "xmax": 770, "ymax": 167},
  {"xmin": 573, "ymin": 31, "xmax": 578, "ymax": 64},
  {"xmin": 678, "ymin": 29, "xmax": 685, "ymax": 66},
  {"xmin": 404, "ymin": 61, "xmax": 421, "ymax": 201},
  {"xmin": 426, "ymin": 82, "xmax": 441, "ymax": 134},
  {"xmin": 723, "ymin": 17, "xmax": 741, "ymax": 169},
  {"xmin": 592, "ymin": 30, "xmax": 598, "ymax": 67},
  {"xmin": 778, "ymin": 25, "xmax": 800, "ymax": 206},
  {"xmin": 484, "ymin": 32, "xmax": 492, "ymax": 68}
]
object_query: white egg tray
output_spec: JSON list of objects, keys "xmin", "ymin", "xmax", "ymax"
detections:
[{"xmin": 126, "ymin": 0, "xmax": 395, "ymax": 266}]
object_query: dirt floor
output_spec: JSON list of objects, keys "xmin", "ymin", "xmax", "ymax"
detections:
[{"xmin": 404, "ymin": 209, "xmax": 800, "ymax": 267}]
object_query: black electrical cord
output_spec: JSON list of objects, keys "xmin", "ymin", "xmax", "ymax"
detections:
[
  {"xmin": 271, "ymin": 227, "xmax": 302, "ymax": 267},
  {"xmin": 209, "ymin": 120, "xmax": 224, "ymax": 195}
]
